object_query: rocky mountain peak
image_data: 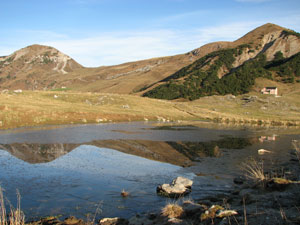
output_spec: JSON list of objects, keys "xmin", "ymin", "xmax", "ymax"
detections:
[{"xmin": 0, "ymin": 44, "xmax": 82, "ymax": 75}]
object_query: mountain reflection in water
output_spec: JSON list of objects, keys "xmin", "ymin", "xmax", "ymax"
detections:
[
  {"xmin": 0, "ymin": 122, "xmax": 298, "ymax": 220},
  {"xmin": 0, "ymin": 136, "xmax": 254, "ymax": 166}
]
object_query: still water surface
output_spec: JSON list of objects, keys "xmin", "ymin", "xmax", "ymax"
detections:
[{"xmin": 0, "ymin": 122, "xmax": 299, "ymax": 220}]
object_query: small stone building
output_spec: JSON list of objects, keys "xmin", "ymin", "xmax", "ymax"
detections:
[{"xmin": 261, "ymin": 87, "xmax": 278, "ymax": 96}]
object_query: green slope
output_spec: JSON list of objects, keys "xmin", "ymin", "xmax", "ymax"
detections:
[
  {"xmin": 266, "ymin": 52, "xmax": 300, "ymax": 83},
  {"xmin": 143, "ymin": 44, "xmax": 270, "ymax": 100},
  {"xmin": 143, "ymin": 33, "xmax": 300, "ymax": 101}
]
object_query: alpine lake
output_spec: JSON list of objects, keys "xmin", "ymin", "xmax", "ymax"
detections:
[{"xmin": 0, "ymin": 121, "xmax": 299, "ymax": 221}]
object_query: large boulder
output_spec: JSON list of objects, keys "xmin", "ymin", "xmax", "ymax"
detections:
[{"xmin": 157, "ymin": 177, "xmax": 193, "ymax": 197}]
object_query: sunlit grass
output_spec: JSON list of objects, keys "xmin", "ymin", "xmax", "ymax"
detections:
[
  {"xmin": 0, "ymin": 83, "xmax": 300, "ymax": 129},
  {"xmin": 242, "ymin": 158, "xmax": 266, "ymax": 182},
  {"xmin": 161, "ymin": 202, "xmax": 184, "ymax": 219}
]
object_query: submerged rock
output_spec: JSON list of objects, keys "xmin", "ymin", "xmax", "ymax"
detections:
[
  {"xmin": 63, "ymin": 216, "xmax": 85, "ymax": 225},
  {"xmin": 157, "ymin": 177, "xmax": 193, "ymax": 197},
  {"xmin": 233, "ymin": 177, "xmax": 245, "ymax": 185},
  {"xmin": 128, "ymin": 216, "xmax": 153, "ymax": 225},
  {"xmin": 266, "ymin": 177, "xmax": 300, "ymax": 191},
  {"xmin": 182, "ymin": 201, "xmax": 205, "ymax": 216},
  {"xmin": 28, "ymin": 216, "xmax": 85, "ymax": 225}
]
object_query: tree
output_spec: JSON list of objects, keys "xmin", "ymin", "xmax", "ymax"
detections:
[{"xmin": 274, "ymin": 51, "xmax": 284, "ymax": 61}]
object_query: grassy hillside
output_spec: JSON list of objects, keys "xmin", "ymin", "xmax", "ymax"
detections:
[
  {"xmin": 0, "ymin": 91, "xmax": 194, "ymax": 129},
  {"xmin": 0, "ymin": 82, "xmax": 300, "ymax": 130}
]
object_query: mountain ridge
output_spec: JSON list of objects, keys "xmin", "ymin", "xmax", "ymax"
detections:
[
  {"xmin": 143, "ymin": 24, "xmax": 300, "ymax": 100},
  {"xmin": 0, "ymin": 23, "xmax": 299, "ymax": 96}
]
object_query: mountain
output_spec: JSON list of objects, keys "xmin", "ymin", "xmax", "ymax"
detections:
[
  {"xmin": 0, "ymin": 44, "xmax": 209, "ymax": 92},
  {"xmin": 0, "ymin": 143, "xmax": 78, "ymax": 163},
  {"xmin": 0, "ymin": 23, "xmax": 299, "ymax": 96},
  {"xmin": 143, "ymin": 23, "xmax": 300, "ymax": 100},
  {"xmin": 0, "ymin": 137, "xmax": 252, "ymax": 166},
  {"xmin": 0, "ymin": 44, "xmax": 82, "ymax": 90}
]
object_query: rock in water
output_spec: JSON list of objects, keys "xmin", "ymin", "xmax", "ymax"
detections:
[
  {"xmin": 157, "ymin": 176, "xmax": 193, "ymax": 197},
  {"xmin": 172, "ymin": 176, "xmax": 193, "ymax": 188},
  {"xmin": 158, "ymin": 183, "xmax": 188, "ymax": 195}
]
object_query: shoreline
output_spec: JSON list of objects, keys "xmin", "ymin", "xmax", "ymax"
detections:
[{"xmin": 0, "ymin": 118, "xmax": 300, "ymax": 131}]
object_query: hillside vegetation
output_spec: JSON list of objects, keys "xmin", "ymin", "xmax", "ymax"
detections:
[
  {"xmin": 267, "ymin": 51, "xmax": 300, "ymax": 83},
  {"xmin": 143, "ymin": 29, "xmax": 300, "ymax": 100}
]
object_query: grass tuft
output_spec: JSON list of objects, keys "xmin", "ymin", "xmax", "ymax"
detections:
[
  {"xmin": 242, "ymin": 158, "xmax": 266, "ymax": 182},
  {"xmin": 0, "ymin": 187, "xmax": 25, "ymax": 225},
  {"xmin": 161, "ymin": 203, "xmax": 184, "ymax": 219}
]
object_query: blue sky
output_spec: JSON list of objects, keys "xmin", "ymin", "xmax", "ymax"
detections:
[{"xmin": 1, "ymin": 0, "xmax": 300, "ymax": 67}]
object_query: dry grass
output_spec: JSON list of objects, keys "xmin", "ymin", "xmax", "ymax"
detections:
[
  {"xmin": 0, "ymin": 80, "xmax": 300, "ymax": 130},
  {"xmin": 177, "ymin": 78, "xmax": 300, "ymax": 126},
  {"xmin": 161, "ymin": 203, "xmax": 184, "ymax": 219},
  {"xmin": 0, "ymin": 187, "xmax": 25, "ymax": 225},
  {"xmin": 0, "ymin": 187, "xmax": 7, "ymax": 225},
  {"xmin": 0, "ymin": 91, "xmax": 195, "ymax": 129},
  {"xmin": 242, "ymin": 158, "xmax": 266, "ymax": 182}
]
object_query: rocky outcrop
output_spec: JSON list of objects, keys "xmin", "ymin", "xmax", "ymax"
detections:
[{"xmin": 231, "ymin": 29, "xmax": 300, "ymax": 70}]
